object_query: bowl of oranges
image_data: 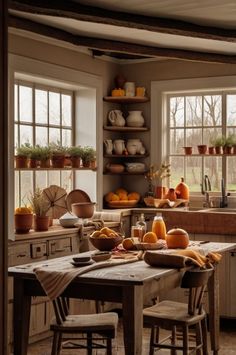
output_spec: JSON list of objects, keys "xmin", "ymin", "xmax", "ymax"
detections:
[
  {"xmin": 104, "ymin": 188, "xmax": 140, "ymax": 208},
  {"xmin": 89, "ymin": 227, "xmax": 124, "ymax": 251}
]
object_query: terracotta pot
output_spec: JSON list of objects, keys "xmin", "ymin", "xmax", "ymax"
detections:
[
  {"xmin": 34, "ymin": 215, "xmax": 49, "ymax": 231},
  {"xmin": 40, "ymin": 159, "xmax": 51, "ymax": 168},
  {"xmin": 208, "ymin": 146, "xmax": 215, "ymax": 155},
  {"xmin": 223, "ymin": 146, "xmax": 233, "ymax": 154},
  {"xmin": 14, "ymin": 213, "xmax": 33, "ymax": 233},
  {"xmin": 70, "ymin": 156, "xmax": 81, "ymax": 168},
  {"xmin": 215, "ymin": 146, "xmax": 223, "ymax": 154},
  {"xmin": 29, "ymin": 159, "xmax": 38, "ymax": 168},
  {"xmin": 15, "ymin": 156, "xmax": 29, "ymax": 169},
  {"xmin": 64, "ymin": 156, "xmax": 71, "ymax": 167},
  {"xmin": 183, "ymin": 147, "xmax": 192, "ymax": 155},
  {"xmin": 90, "ymin": 160, "xmax": 96, "ymax": 169},
  {"xmin": 82, "ymin": 160, "xmax": 90, "ymax": 168},
  {"xmin": 51, "ymin": 155, "xmax": 65, "ymax": 168},
  {"xmin": 197, "ymin": 145, "xmax": 207, "ymax": 154}
]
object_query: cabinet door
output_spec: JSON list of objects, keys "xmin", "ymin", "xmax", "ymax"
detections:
[
  {"xmin": 8, "ymin": 243, "xmax": 31, "ymax": 266},
  {"xmin": 48, "ymin": 237, "xmax": 72, "ymax": 258},
  {"xmin": 30, "ymin": 242, "xmax": 47, "ymax": 260}
]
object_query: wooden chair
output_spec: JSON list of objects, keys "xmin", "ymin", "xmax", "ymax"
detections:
[
  {"xmin": 50, "ymin": 297, "xmax": 118, "ymax": 355},
  {"xmin": 143, "ymin": 267, "xmax": 214, "ymax": 355}
]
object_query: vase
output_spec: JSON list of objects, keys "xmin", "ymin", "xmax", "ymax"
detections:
[{"xmin": 34, "ymin": 215, "xmax": 49, "ymax": 231}]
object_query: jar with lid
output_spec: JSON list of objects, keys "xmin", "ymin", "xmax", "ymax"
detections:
[
  {"xmin": 151, "ymin": 214, "xmax": 166, "ymax": 240},
  {"xmin": 135, "ymin": 213, "xmax": 147, "ymax": 242}
]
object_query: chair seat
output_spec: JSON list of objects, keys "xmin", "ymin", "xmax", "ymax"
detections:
[
  {"xmin": 143, "ymin": 300, "xmax": 206, "ymax": 326},
  {"xmin": 50, "ymin": 312, "xmax": 118, "ymax": 334}
]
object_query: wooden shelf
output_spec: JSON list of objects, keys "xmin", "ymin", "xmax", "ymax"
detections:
[
  {"xmin": 104, "ymin": 154, "xmax": 149, "ymax": 158},
  {"xmin": 103, "ymin": 125, "xmax": 149, "ymax": 132},
  {"xmin": 14, "ymin": 167, "xmax": 97, "ymax": 171},
  {"xmin": 103, "ymin": 96, "xmax": 149, "ymax": 104},
  {"xmin": 172, "ymin": 154, "xmax": 236, "ymax": 157}
]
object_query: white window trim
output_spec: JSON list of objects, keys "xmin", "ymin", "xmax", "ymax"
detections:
[{"xmin": 8, "ymin": 54, "xmax": 103, "ymax": 240}]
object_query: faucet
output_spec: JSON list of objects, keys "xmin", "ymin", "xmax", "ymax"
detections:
[
  {"xmin": 220, "ymin": 178, "xmax": 228, "ymax": 208},
  {"xmin": 201, "ymin": 175, "xmax": 213, "ymax": 208}
]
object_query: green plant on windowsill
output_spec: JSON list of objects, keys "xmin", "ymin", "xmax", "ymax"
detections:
[
  {"xmin": 16, "ymin": 142, "xmax": 31, "ymax": 157},
  {"xmin": 38, "ymin": 146, "xmax": 52, "ymax": 161},
  {"xmin": 210, "ymin": 136, "xmax": 225, "ymax": 154},
  {"xmin": 28, "ymin": 188, "xmax": 49, "ymax": 217},
  {"xmin": 67, "ymin": 145, "xmax": 83, "ymax": 157},
  {"xmin": 81, "ymin": 146, "xmax": 96, "ymax": 168},
  {"xmin": 49, "ymin": 141, "xmax": 68, "ymax": 156}
]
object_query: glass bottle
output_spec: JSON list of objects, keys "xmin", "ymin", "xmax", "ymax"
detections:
[
  {"xmin": 151, "ymin": 214, "xmax": 166, "ymax": 240},
  {"xmin": 136, "ymin": 213, "xmax": 147, "ymax": 242}
]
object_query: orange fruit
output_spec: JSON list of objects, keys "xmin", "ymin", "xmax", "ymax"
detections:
[
  {"xmin": 110, "ymin": 193, "xmax": 119, "ymax": 201},
  {"xmin": 90, "ymin": 230, "xmax": 101, "ymax": 238},
  {"xmin": 143, "ymin": 231, "xmax": 158, "ymax": 243},
  {"xmin": 118, "ymin": 192, "xmax": 128, "ymax": 201},
  {"xmin": 122, "ymin": 238, "xmax": 134, "ymax": 250},
  {"xmin": 105, "ymin": 192, "xmax": 115, "ymax": 202},
  {"xmin": 115, "ymin": 188, "xmax": 128, "ymax": 195},
  {"xmin": 128, "ymin": 192, "xmax": 140, "ymax": 201}
]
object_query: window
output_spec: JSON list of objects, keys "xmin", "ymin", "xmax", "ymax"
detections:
[
  {"xmin": 14, "ymin": 80, "xmax": 74, "ymax": 207},
  {"xmin": 167, "ymin": 91, "xmax": 236, "ymax": 192}
]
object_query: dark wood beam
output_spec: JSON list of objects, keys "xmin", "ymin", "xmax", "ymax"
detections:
[
  {"xmin": 9, "ymin": 0, "xmax": 236, "ymax": 43},
  {"xmin": 9, "ymin": 15, "xmax": 236, "ymax": 64},
  {"xmin": 0, "ymin": 0, "xmax": 9, "ymax": 354}
]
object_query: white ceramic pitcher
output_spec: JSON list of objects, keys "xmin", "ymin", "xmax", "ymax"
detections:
[
  {"xmin": 108, "ymin": 110, "xmax": 126, "ymax": 127},
  {"xmin": 126, "ymin": 111, "xmax": 145, "ymax": 127},
  {"xmin": 104, "ymin": 139, "xmax": 113, "ymax": 155},
  {"xmin": 113, "ymin": 139, "xmax": 125, "ymax": 155}
]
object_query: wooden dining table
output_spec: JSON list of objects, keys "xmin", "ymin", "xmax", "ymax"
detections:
[{"xmin": 8, "ymin": 241, "xmax": 235, "ymax": 355}]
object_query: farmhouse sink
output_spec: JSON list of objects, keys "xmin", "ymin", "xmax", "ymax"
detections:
[{"xmin": 204, "ymin": 208, "xmax": 236, "ymax": 213}]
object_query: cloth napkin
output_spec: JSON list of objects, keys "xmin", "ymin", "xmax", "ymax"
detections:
[
  {"xmin": 144, "ymin": 249, "xmax": 222, "ymax": 269},
  {"xmin": 34, "ymin": 252, "xmax": 141, "ymax": 300}
]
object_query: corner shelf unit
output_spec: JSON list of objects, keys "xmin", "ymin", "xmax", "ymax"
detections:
[{"xmin": 103, "ymin": 96, "xmax": 149, "ymax": 104}]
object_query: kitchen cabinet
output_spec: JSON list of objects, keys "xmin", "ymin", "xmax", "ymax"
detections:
[
  {"xmin": 103, "ymin": 96, "xmax": 150, "ymax": 208},
  {"xmin": 8, "ymin": 228, "xmax": 81, "ymax": 348}
]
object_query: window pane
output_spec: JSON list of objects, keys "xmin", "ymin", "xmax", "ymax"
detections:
[
  {"xmin": 186, "ymin": 156, "xmax": 202, "ymax": 192},
  {"xmin": 49, "ymin": 92, "xmax": 60, "ymax": 125},
  {"xmin": 170, "ymin": 128, "xmax": 184, "ymax": 154},
  {"xmin": 20, "ymin": 171, "xmax": 33, "ymax": 205},
  {"xmin": 186, "ymin": 128, "xmax": 202, "ymax": 153},
  {"xmin": 19, "ymin": 85, "xmax": 32, "ymax": 122},
  {"xmin": 35, "ymin": 127, "xmax": 48, "ymax": 146},
  {"xmin": 227, "ymin": 95, "xmax": 236, "ymax": 126},
  {"xmin": 169, "ymin": 156, "xmax": 184, "ymax": 187},
  {"xmin": 48, "ymin": 171, "xmax": 60, "ymax": 186},
  {"xmin": 15, "ymin": 171, "xmax": 19, "ymax": 207},
  {"xmin": 35, "ymin": 89, "xmax": 47, "ymax": 124},
  {"xmin": 203, "ymin": 95, "xmax": 222, "ymax": 126},
  {"xmin": 203, "ymin": 128, "xmax": 222, "ymax": 147},
  {"xmin": 35, "ymin": 171, "xmax": 48, "ymax": 190},
  {"xmin": 14, "ymin": 84, "xmax": 18, "ymax": 122},
  {"xmin": 62, "ymin": 94, "xmax": 72, "ymax": 127},
  {"xmin": 204, "ymin": 157, "xmax": 222, "ymax": 191},
  {"xmin": 20, "ymin": 125, "xmax": 33, "ymax": 145},
  {"xmin": 62, "ymin": 129, "xmax": 72, "ymax": 147},
  {"xmin": 227, "ymin": 157, "xmax": 236, "ymax": 192},
  {"xmin": 61, "ymin": 171, "xmax": 73, "ymax": 192},
  {"xmin": 14, "ymin": 124, "xmax": 18, "ymax": 154},
  {"xmin": 186, "ymin": 96, "xmax": 202, "ymax": 127},
  {"xmin": 49, "ymin": 128, "xmax": 60, "ymax": 144},
  {"xmin": 170, "ymin": 97, "xmax": 184, "ymax": 127}
]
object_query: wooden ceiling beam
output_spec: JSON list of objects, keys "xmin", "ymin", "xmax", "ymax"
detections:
[
  {"xmin": 9, "ymin": 15, "xmax": 236, "ymax": 64},
  {"xmin": 9, "ymin": 0, "xmax": 236, "ymax": 43}
]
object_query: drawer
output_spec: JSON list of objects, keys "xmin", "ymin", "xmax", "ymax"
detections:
[
  {"xmin": 31, "ymin": 242, "xmax": 47, "ymax": 260},
  {"xmin": 8, "ymin": 243, "xmax": 31, "ymax": 266},
  {"xmin": 48, "ymin": 237, "xmax": 72, "ymax": 258}
]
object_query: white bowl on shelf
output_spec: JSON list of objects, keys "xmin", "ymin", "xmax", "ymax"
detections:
[{"xmin": 59, "ymin": 212, "xmax": 79, "ymax": 228}]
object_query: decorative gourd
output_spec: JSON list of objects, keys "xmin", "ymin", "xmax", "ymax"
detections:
[
  {"xmin": 166, "ymin": 227, "xmax": 189, "ymax": 249},
  {"xmin": 175, "ymin": 177, "xmax": 189, "ymax": 200},
  {"xmin": 164, "ymin": 188, "xmax": 177, "ymax": 201}
]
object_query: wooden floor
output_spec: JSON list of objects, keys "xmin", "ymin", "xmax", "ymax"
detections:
[{"xmin": 27, "ymin": 318, "xmax": 236, "ymax": 354}]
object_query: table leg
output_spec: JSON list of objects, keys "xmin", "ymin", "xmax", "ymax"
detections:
[
  {"xmin": 13, "ymin": 278, "xmax": 31, "ymax": 355},
  {"xmin": 208, "ymin": 265, "xmax": 220, "ymax": 354},
  {"xmin": 122, "ymin": 285, "xmax": 143, "ymax": 355}
]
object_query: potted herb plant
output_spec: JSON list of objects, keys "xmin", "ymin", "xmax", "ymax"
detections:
[
  {"xmin": 210, "ymin": 136, "xmax": 225, "ymax": 154},
  {"xmin": 29, "ymin": 145, "xmax": 42, "ymax": 168},
  {"xmin": 67, "ymin": 145, "xmax": 83, "ymax": 168},
  {"xmin": 223, "ymin": 134, "xmax": 236, "ymax": 154},
  {"xmin": 15, "ymin": 143, "xmax": 31, "ymax": 168},
  {"xmin": 28, "ymin": 188, "xmax": 50, "ymax": 231},
  {"xmin": 50, "ymin": 142, "xmax": 68, "ymax": 168},
  {"xmin": 81, "ymin": 146, "xmax": 96, "ymax": 168},
  {"xmin": 38, "ymin": 146, "xmax": 52, "ymax": 168}
]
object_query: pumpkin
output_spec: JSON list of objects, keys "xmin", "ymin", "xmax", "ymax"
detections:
[
  {"xmin": 164, "ymin": 188, "xmax": 177, "ymax": 201},
  {"xmin": 175, "ymin": 177, "xmax": 189, "ymax": 200},
  {"xmin": 166, "ymin": 227, "xmax": 189, "ymax": 249}
]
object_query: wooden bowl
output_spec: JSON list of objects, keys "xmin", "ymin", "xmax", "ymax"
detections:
[
  {"xmin": 89, "ymin": 234, "xmax": 123, "ymax": 251},
  {"xmin": 91, "ymin": 251, "xmax": 112, "ymax": 262},
  {"xmin": 72, "ymin": 202, "xmax": 95, "ymax": 218}
]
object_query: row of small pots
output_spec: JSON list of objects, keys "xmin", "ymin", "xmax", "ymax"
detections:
[
  {"xmin": 15, "ymin": 156, "xmax": 96, "ymax": 169},
  {"xmin": 183, "ymin": 145, "xmax": 236, "ymax": 155},
  {"xmin": 14, "ymin": 214, "xmax": 52, "ymax": 233}
]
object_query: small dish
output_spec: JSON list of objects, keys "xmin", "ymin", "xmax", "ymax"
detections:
[
  {"xmin": 70, "ymin": 260, "xmax": 94, "ymax": 267},
  {"xmin": 73, "ymin": 256, "xmax": 91, "ymax": 263},
  {"xmin": 92, "ymin": 251, "xmax": 112, "ymax": 262}
]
